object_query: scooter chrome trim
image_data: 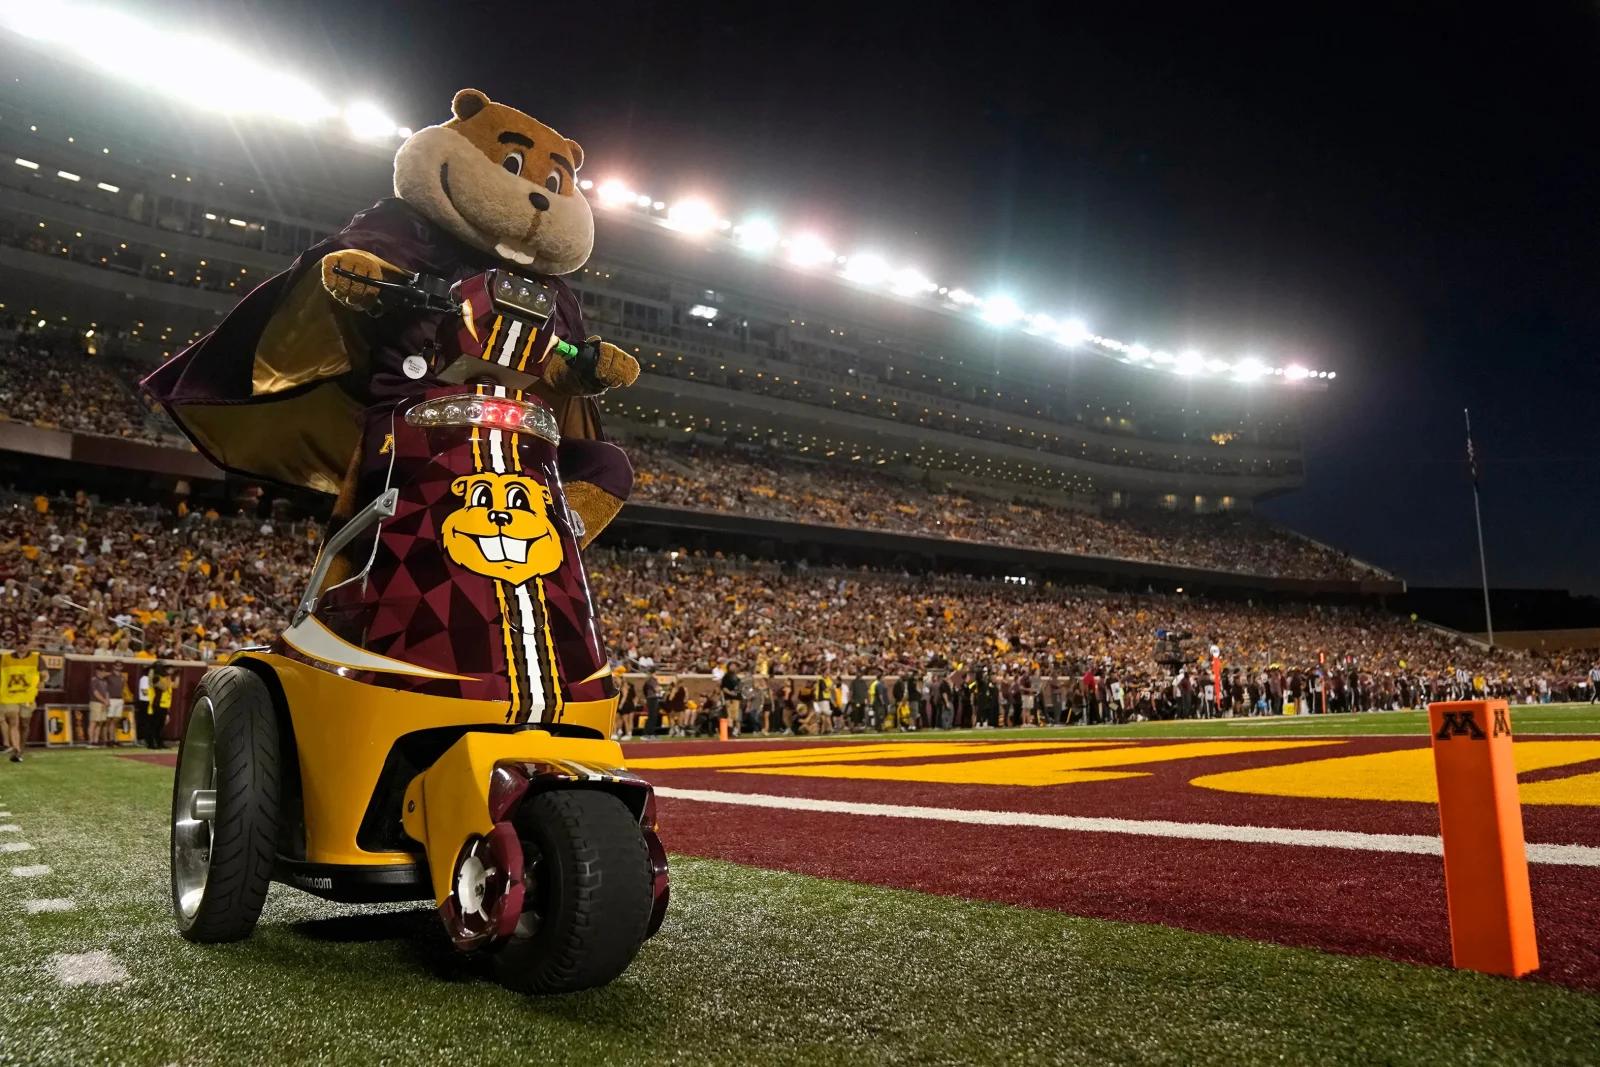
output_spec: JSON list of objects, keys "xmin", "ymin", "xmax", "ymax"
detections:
[{"xmin": 293, "ymin": 488, "xmax": 399, "ymax": 626}]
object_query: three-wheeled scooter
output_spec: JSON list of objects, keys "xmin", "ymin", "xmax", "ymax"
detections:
[{"xmin": 169, "ymin": 266, "xmax": 668, "ymax": 994}]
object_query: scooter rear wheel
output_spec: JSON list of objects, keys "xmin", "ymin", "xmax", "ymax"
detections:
[
  {"xmin": 494, "ymin": 789, "xmax": 652, "ymax": 994},
  {"xmin": 170, "ymin": 667, "xmax": 281, "ymax": 942}
]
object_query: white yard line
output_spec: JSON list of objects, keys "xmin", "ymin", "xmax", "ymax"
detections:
[
  {"xmin": 0, "ymin": 824, "xmax": 22, "ymax": 832},
  {"xmin": 0, "ymin": 841, "xmax": 33, "ymax": 853},
  {"xmin": 23, "ymin": 898, "xmax": 75, "ymax": 914},
  {"xmin": 49, "ymin": 951, "xmax": 127, "ymax": 987},
  {"xmin": 656, "ymin": 787, "xmax": 1600, "ymax": 867},
  {"xmin": 9, "ymin": 864, "xmax": 51, "ymax": 877}
]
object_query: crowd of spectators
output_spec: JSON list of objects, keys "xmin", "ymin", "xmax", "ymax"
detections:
[
  {"xmin": 0, "ymin": 325, "xmax": 1372, "ymax": 583},
  {"xmin": 626, "ymin": 436, "xmax": 1370, "ymax": 580},
  {"xmin": 591, "ymin": 548, "xmax": 1594, "ymax": 731},
  {"xmin": 0, "ymin": 490, "xmax": 318, "ymax": 658},
  {"xmin": 0, "ymin": 487, "xmax": 1588, "ymax": 723},
  {"xmin": 0, "ymin": 321, "xmax": 186, "ymax": 445}
]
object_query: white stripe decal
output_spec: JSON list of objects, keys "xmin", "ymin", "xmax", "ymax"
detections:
[
  {"xmin": 488, "ymin": 385, "xmax": 509, "ymax": 473},
  {"xmin": 497, "ymin": 320, "xmax": 524, "ymax": 366},
  {"xmin": 514, "ymin": 584, "xmax": 545, "ymax": 721},
  {"xmin": 652, "ymin": 788, "xmax": 1600, "ymax": 867},
  {"xmin": 282, "ymin": 615, "xmax": 471, "ymax": 681}
]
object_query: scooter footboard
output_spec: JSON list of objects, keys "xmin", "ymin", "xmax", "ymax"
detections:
[{"xmin": 400, "ymin": 731, "xmax": 668, "ymax": 950}]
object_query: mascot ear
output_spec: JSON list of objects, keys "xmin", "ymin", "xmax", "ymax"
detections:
[
  {"xmin": 450, "ymin": 476, "xmax": 470, "ymax": 497},
  {"xmin": 451, "ymin": 88, "xmax": 490, "ymax": 122},
  {"xmin": 565, "ymin": 138, "xmax": 585, "ymax": 172}
]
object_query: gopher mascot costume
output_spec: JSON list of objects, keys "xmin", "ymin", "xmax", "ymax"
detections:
[{"xmin": 144, "ymin": 89, "xmax": 636, "ymax": 546}]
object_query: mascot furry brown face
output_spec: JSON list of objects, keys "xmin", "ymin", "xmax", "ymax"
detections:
[{"xmin": 144, "ymin": 89, "xmax": 636, "ymax": 546}]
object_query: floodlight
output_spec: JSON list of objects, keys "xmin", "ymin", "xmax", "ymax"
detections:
[
  {"xmin": 1056, "ymin": 317, "xmax": 1091, "ymax": 346},
  {"xmin": 787, "ymin": 232, "xmax": 834, "ymax": 268},
  {"xmin": 889, "ymin": 267, "xmax": 935, "ymax": 296},
  {"xmin": 596, "ymin": 180, "xmax": 632, "ymax": 207},
  {"xmin": 841, "ymin": 252, "xmax": 889, "ymax": 286},
  {"xmin": 344, "ymin": 102, "xmax": 396, "ymax": 140},
  {"xmin": 734, "ymin": 217, "xmax": 780, "ymax": 254},
  {"xmin": 980, "ymin": 295, "xmax": 1023, "ymax": 326},
  {"xmin": 665, "ymin": 197, "xmax": 717, "ymax": 234}
]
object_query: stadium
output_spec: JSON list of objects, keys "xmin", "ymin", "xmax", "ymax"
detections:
[{"xmin": 0, "ymin": 4, "xmax": 1597, "ymax": 1064}]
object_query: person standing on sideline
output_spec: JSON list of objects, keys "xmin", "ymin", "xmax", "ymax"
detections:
[
  {"xmin": 88, "ymin": 666, "xmax": 111, "ymax": 746},
  {"xmin": 0, "ymin": 636, "xmax": 40, "ymax": 762},
  {"xmin": 1589, "ymin": 663, "xmax": 1600, "ymax": 704},
  {"xmin": 136, "ymin": 667, "xmax": 156, "ymax": 747},
  {"xmin": 642, "ymin": 668, "xmax": 663, "ymax": 736},
  {"xmin": 719, "ymin": 662, "xmax": 743, "ymax": 736},
  {"xmin": 109, "ymin": 665, "xmax": 129, "ymax": 745},
  {"xmin": 152, "ymin": 667, "xmax": 177, "ymax": 748}
]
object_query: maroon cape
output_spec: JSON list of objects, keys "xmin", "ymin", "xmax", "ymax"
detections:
[{"xmin": 142, "ymin": 197, "xmax": 622, "ymax": 499}]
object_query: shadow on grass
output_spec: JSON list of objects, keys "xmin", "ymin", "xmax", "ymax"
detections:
[
  {"xmin": 282, "ymin": 904, "xmax": 668, "ymax": 1022},
  {"xmin": 291, "ymin": 908, "xmax": 437, "ymax": 944}
]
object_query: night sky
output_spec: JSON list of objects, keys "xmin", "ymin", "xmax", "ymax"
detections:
[{"xmin": 155, "ymin": 0, "xmax": 1600, "ymax": 593}]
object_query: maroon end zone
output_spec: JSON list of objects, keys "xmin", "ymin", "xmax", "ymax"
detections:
[{"xmin": 624, "ymin": 736, "xmax": 1600, "ymax": 990}]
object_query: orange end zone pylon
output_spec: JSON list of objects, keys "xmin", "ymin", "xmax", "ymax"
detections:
[{"xmin": 1427, "ymin": 699, "xmax": 1539, "ymax": 977}]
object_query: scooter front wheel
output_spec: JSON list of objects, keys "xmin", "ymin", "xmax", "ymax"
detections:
[
  {"xmin": 170, "ymin": 667, "xmax": 281, "ymax": 942},
  {"xmin": 494, "ymin": 789, "xmax": 652, "ymax": 994}
]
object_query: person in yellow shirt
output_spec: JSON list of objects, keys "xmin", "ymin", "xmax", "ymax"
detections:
[
  {"xmin": 152, "ymin": 667, "xmax": 177, "ymax": 749},
  {"xmin": 0, "ymin": 636, "xmax": 42, "ymax": 762}
]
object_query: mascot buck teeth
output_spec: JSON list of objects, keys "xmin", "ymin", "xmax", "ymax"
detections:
[{"xmin": 145, "ymin": 88, "xmax": 638, "ymax": 547}]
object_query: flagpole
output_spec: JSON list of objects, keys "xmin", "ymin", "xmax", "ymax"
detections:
[{"xmin": 1464, "ymin": 408, "xmax": 1494, "ymax": 647}]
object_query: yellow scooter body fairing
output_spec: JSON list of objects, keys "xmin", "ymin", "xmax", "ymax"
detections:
[{"xmin": 237, "ymin": 651, "xmax": 619, "ymax": 869}]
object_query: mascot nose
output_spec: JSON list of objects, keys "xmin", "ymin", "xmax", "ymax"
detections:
[
  {"xmin": 528, "ymin": 191, "xmax": 550, "ymax": 212},
  {"xmin": 488, "ymin": 509, "xmax": 513, "ymax": 527}
]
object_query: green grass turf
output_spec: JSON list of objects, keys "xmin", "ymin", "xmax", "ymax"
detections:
[
  {"xmin": 639, "ymin": 702, "xmax": 1600, "ymax": 745},
  {"xmin": 2, "ymin": 751, "xmax": 1597, "ymax": 1066}
]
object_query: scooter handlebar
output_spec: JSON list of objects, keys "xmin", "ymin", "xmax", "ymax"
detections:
[{"xmin": 329, "ymin": 266, "xmax": 457, "ymax": 314}]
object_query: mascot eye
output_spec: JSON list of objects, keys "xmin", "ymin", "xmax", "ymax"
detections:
[
  {"xmin": 470, "ymin": 484, "xmax": 493, "ymax": 509},
  {"xmin": 506, "ymin": 485, "xmax": 532, "ymax": 511},
  {"xmin": 502, "ymin": 151, "xmax": 524, "ymax": 177},
  {"xmin": 543, "ymin": 170, "xmax": 561, "ymax": 194}
]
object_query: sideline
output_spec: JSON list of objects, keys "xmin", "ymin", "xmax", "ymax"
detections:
[{"xmin": 655, "ymin": 787, "xmax": 1600, "ymax": 867}]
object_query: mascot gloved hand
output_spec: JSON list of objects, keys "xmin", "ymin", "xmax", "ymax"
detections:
[
  {"xmin": 546, "ymin": 336, "xmax": 640, "ymax": 396},
  {"xmin": 318, "ymin": 249, "xmax": 407, "ymax": 312}
]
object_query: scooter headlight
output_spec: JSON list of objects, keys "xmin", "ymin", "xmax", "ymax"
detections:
[{"xmin": 405, "ymin": 393, "xmax": 560, "ymax": 444}]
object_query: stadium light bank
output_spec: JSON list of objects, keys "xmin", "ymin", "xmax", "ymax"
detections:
[{"xmin": 0, "ymin": 0, "xmax": 1336, "ymax": 387}]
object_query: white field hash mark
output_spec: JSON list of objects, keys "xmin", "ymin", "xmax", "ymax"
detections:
[
  {"xmin": 655, "ymin": 788, "xmax": 1600, "ymax": 867},
  {"xmin": 0, "ymin": 824, "xmax": 21, "ymax": 832},
  {"xmin": 23, "ymin": 898, "xmax": 75, "ymax": 914},
  {"xmin": 9, "ymin": 864, "xmax": 51, "ymax": 877},
  {"xmin": 50, "ymin": 950, "xmax": 128, "ymax": 987},
  {"xmin": 0, "ymin": 841, "xmax": 33, "ymax": 853}
]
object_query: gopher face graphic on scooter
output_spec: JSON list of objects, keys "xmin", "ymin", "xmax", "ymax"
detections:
[{"xmin": 442, "ymin": 473, "xmax": 564, "ymax": 585}]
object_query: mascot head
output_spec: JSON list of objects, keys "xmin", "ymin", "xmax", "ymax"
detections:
[
  {"xmin": 395, "ymin": 89, "xmax": 593, "ymax": 275},
  {"xmin": 441, "ymin": 471, "xmax": 565, "ymax": 585}
]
